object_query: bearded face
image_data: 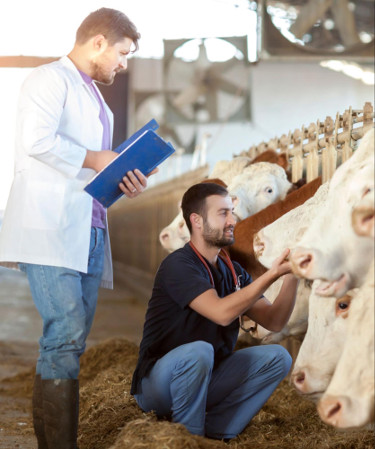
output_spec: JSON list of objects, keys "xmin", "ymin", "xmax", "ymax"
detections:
[
  {"xmin": 90, "ymin": 37, "xmax": 133, "ymax": 85},
  {"xmin": 90, "ymin": 54, "xmax": 119, "ymax": 85},
  {"xmin": 202, "ymin": 219, "xmax": 235, "ymax": 248}
]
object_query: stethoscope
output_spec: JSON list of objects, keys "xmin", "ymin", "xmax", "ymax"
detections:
[
  {"xmin": 188, "ymin": 241, "xmax": 255, "ymax": 332},
  {"xmin": 189, "ymin": 241, "xmax": 241, "ymax": 292}
]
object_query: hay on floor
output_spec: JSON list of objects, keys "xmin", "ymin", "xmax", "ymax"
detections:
[
  {"xmin": 77, "ymin": 338, "xmax": 375, "ymax": 449},
  {"xmin": 2, "ymin": 337, "xmax": 374, "ymax": 449}
]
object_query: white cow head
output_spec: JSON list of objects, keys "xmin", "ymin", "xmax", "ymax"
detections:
[
  {"xmin": 317, "ymin": 259, "xmax": 374, "ymax": 428},
  {"xmin": 228, "ymin": 162, "xmax": 292, "ymax": 221},
  {"xmin": 159, "ymin": 208, "xmax": 190, "ymax": 253},
  {"xmin": 291, "ymin": 283, "xmax": 355, "ymax": 399},
  {"xmin": 253, "ymin": 182, "xmax": 329, "ymax": 270},
  {"xmin": 290, "ymin": 154, "xmax": 374, "ymax": 297}
]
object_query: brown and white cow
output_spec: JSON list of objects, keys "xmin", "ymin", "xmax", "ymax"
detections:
[
  {"xmin": 227, "ymin": 162, "xmax": 292, "ymax": 221},
  {"xmin": 209, "ymin": 150, "xmax": 290, "ymax": 186},
  {"xmin": 208, "ymin": 156, "xmax": 252, "ymax": 186},
  {"xmin": 160, "ymin": 153, "xmax": 294, "ymax": 253}
]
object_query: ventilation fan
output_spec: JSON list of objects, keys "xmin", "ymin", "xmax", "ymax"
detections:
[
  {"xmin": 265, "ymin": 0, "xmax": 374, "ymax": 54},
  {"xmin": 134, "ymin": 91, "xmax": 197, "ymax": 153},
  {"xmin": 163, "ymin": 37, "xmax": 251, "ymax": 124}
]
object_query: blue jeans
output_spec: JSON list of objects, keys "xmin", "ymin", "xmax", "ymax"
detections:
[
  {"xmin": 134, "ymin": 341, "xmax": 292, "ymax": 439},
  {"xmin": 20, "ymin": 227, "xmax": 105, "ymax": 380}
]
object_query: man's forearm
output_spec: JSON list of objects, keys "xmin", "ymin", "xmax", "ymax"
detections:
[
  {"xmin": 219, "ymin": 268, "xmax": 283, "ymax": 324},
  {"xmin": 83, "ymin": 149, "xmax": 118, "ymax": 172},
  {"xmin": 266, "ymin": 275, "xmax": 299, "ymax": 330}
]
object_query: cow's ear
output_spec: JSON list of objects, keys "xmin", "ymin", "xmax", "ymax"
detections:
[
  {"xmin": 231, "ymin": 195, "xmax": 239, "ymax": 208},
  {"xmin": 278, "ymin": 153, "xmax": 289, "ymax": 170}
]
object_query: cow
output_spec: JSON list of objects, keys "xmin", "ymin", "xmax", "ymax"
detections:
[
  {"xmin": 291, "ymin": 284, "xmax": 355, "ymax": 399},
  {"xmin": 317, "ymin": 258, "xmax": 374, "ymax": 428},
  {"xmin": 293, "ymin": 199, "xmax": 374, "ymax": 426},
  {"xmin": 160, "ymin": 152, "xmax": 294, "ymax": 253},
  {"xmin": 208, "ymin": 156, "xmax": 252, "ymax": 186},
  {"xmin": 253, "ymin": 181, "xmax": 329, "ymax": 270},
  {"xmin": 229, "ymin": 177, "xmax": 322, "ymax": 342},
  {"xmin": 209, "ymin": 150, "xmax": 291, "ymax": 186},
  {"xmin": 227, "ymin": 162, "xmax": 292, "ymax": 221},
  {"xmin": 290, "ymin": 128, "xmax": 375, "ymax": 297}
]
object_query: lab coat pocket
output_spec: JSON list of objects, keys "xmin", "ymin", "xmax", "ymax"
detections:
[{"xmin": 23, "ymin": 181, "xmax": 66, "ymax": 230}]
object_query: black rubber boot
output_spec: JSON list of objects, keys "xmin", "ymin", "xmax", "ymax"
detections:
[
  {"xmin": 42, "ymin": 379, "xmax": 79, "ymax": 449},
  {"xmin": 32, "ymin": 374, "xmax": 49, "ymax": 449}
]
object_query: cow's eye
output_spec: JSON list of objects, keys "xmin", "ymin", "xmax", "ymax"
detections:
[
  {"xmin": 266, "ymin": 187, "xmax": 273, "ymax": 194},
  {"xmin": 362, "ymin": 187, "xmax": 373, "ymax": 198},
  {"xmin": 335, "ymin": 295, "xmax": 352, "ymax": 318}
]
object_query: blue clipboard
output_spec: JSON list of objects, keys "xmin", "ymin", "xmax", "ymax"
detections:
[{"xmin": 84, "ymin": 120, "xmax": 175, "ymax": 208}]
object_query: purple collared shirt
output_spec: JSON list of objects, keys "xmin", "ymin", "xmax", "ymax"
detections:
[{"xmin": 79, "ymin": 70, "xmax": 110, "ymax": 229}]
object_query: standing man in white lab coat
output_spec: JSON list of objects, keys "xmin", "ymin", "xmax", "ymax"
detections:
[{"xmin": 0, "ymin": 8, "xmax": 152, "ymax": 449}]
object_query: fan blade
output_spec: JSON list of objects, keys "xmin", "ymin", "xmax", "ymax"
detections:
[
  {"xmin": 205, "ymin": 90, "xmax": 218, "ymax": 121},
  {"xmin": 208, "ymin": 57, "xmax": 241, "ymax": 76},
  {"xmin": 165, "ymin": 58, "xmax": 196, "ymax": 91},
  {"xmin": 289, "ymin": 0, "xmax": 333, "ymax": 38},
  {"xmin": 331, "ymin": 0, "xmax": 361, "ymax": 47},
  {"xmin": 159, "ymin": 124, "xmax": 183, "ymax": 147},
  {"xmin": 195, "ymin": 42, "xmax": 212, "ymax": 70},
  {"xmin": 214, "ymin": 77, "xmax": 243, "ymax": 96},
  {"xmin": 172, "ymin": 83, "xmax": 206, "ymax": 108}
]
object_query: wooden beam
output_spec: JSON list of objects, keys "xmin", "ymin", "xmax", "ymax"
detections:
[{"xmin": 0, "ymin": 55, "xmax": 60, "ymax": 68}]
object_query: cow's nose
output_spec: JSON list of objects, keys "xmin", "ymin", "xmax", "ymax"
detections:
[
  {"xmin": 317, "ymin": 395, "xmax": 343, "ymax": 427},
  {"xmin": 253, "ymin": 231, "xmax": 265, "ymax": 258},
  {"xmin": 291, "ymin": 369, "xmax": 307, "ymax": 393},
  {"xmin": 290, "ymin": 247, "xmax": 316, "ymax": 278},
  {"xmin": 159, "ymin": 229, "xmax": 171, "ymax": 246}
]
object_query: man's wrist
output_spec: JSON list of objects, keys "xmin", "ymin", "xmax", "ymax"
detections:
[{"xmin": 83, "ymin": 149, "xmax": 97, "ymax": 171}]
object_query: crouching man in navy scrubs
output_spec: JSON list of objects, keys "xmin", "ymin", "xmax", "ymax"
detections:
[{"xmin": 131, "ymin": 182, "xmax": 298, "ymax": 440}]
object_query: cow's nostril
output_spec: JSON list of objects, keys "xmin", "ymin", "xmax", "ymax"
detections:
[
  {"xmin": 326, "ymin": 401, "xmax": 342, "ymax": 419},
  {"xmin": 294, "ymin": 371, "xmax": 305, "ymax": 385},
  {"xmin": 160, "ymin": 232, "xmax": 170, "ymax": 242},
  {"xmin": 300, "ymin": 255, "xmax": 312, "ymax": 269}
]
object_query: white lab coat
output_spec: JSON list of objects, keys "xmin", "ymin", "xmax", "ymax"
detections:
[{"xmin": 0, "ymin": 56, "xmax": 114, "ymax": 288}]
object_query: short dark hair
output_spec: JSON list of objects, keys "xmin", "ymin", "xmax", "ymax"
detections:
[
  {"xmin": 181, "ymin": 183, "xmax": 229, "ymax": 233},
  {"xmin": 76, "ymin": 7, "xmax": 140, "ymax": 51}
]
